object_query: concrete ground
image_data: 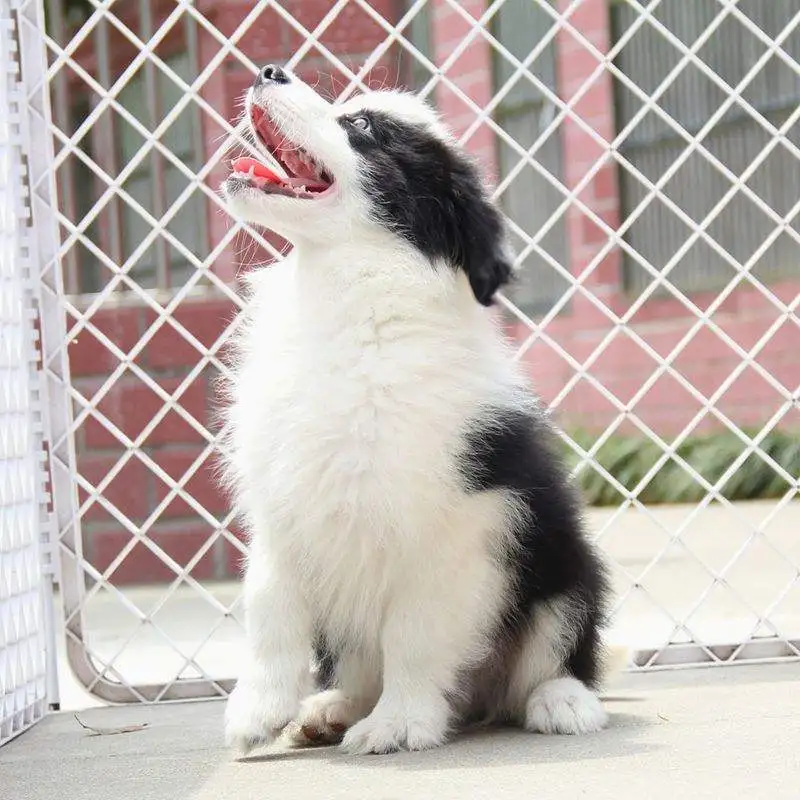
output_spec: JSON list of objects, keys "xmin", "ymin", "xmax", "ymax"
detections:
[{"xmin": 5, "ymin": 663, "xmax": 800, "ymax": 800}]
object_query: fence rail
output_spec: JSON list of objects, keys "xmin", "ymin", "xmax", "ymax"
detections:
[
  {"xmin": 1, "ymin": 0, "xmax": 57, "ymax": 742},
  {"xmin": 13, "ymin": 0, "xmax": 800, "ymax": 702}
]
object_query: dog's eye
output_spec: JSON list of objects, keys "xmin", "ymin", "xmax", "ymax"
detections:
[{"xmin": 350, "ymin": 116, "xmax": 371, "ymax": 132}]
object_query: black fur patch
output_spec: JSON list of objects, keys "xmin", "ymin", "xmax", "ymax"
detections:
[
  {"xmin": 339, "ymin": 110, "xmax": 512, "ymax": 306},
  {"xmin": 460, "ymin": 405, "xmax": 609, "ymax": 686},
  {"xmin": 314, "ymin": 634, "xmax": 338, "ymax": 690}
]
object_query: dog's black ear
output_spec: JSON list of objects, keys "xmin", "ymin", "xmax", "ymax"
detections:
[
  {"xmin": 465, "ymin": 252, "xmax": 514, "ymax": 306},
  {"xmin": 346, "ymin": 109, "xmax": 513, "ymax": 304},
  {"xmin": 447, "ymin": 164, "xmax": 514, "ymax": 306}
]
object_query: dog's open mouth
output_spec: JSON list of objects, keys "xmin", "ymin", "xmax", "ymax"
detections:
[{"xmin": 230, "ymin": 105, "xmax": 334, "ymax": 200}]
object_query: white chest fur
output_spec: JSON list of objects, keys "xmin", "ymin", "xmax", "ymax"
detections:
[{"xmin": 224, "ymin": 242, "xmax": 517, "ymax": 641}]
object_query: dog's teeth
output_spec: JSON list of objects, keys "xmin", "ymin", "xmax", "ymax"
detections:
[{"xmin": 247, "ymin": 166, "xmax": 256, "ymax": 178}]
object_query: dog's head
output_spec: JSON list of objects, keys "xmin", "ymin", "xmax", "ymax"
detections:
[{"xmin": 223, "ymin": 65, "xmax": 512, "ymax": 305}]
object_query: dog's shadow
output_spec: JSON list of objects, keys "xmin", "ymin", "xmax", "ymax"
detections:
[{"xmin": 239, "ymin": 707, "xmax": 658, "ymax": 771}]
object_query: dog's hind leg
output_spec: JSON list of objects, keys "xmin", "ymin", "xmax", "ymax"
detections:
[{"xmin": 504, "ymin": 597, "xmax": 608, "ymax": 736}]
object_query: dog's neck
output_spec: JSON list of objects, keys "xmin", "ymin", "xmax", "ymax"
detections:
[
  {"xmin": 277, "ymin": 233, "xmax": 486, "ymax": 338},
  {"xmin": 291, "ymin": 233, "xmax": 462, "ymax": 301}
]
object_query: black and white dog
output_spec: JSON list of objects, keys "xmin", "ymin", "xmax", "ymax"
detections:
[{"xmin": 220, "ymin": 65, "xmax": 612, "ymax": 756}]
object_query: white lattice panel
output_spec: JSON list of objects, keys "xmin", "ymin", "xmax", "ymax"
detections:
[
  {"xmin": 0, "ymin": 0, "xmax": 53, "ymax": 744},
  {"xmin": 13, "ymin": 0, "xmax": 799, "ymax": 703}
]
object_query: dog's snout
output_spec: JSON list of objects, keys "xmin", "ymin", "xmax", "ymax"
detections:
[{"xmin": 257, "ymin": 64, "xmax": 290, "ymax": 86}]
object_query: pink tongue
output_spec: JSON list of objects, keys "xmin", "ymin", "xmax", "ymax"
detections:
[{"xmin": 231, "ymin": 157, "xmax": 282, "ymax": 184}]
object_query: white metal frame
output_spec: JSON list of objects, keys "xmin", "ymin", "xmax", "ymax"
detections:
[
  {"xmin": 0, "ymin": 0, "xmax": 59, "ymax": 744},
  {"xmin": 17, "ymin": 0, "xmax": 800, "ymax": 702}
]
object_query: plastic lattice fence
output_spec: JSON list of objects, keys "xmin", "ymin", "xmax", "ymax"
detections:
[{"xmin": 0, "ymin": 0, "xmax": 56, "ymax": 744}]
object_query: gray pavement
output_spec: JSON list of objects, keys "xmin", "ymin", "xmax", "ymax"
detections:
[{"xmin": 5, "ymin": 663, "xmax": 800, "ymax": 800}]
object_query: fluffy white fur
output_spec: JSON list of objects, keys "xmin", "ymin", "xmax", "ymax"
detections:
[{"xmin": 220, "ymin": 69, "xmax": 609, "ymax": 756}]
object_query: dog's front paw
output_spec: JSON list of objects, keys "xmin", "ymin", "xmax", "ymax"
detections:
[
  {"xmin": 340, "ymin": 711, "xmax": 447, "ymax": 755},
  {"xmin": 284, "ymin": 689, "xmax": 364, "ymax": 747},
  {"xmin": 224, "ymin": 681, "xmax": 299, "ymax": 755}
]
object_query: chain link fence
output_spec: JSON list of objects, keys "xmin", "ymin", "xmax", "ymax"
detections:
[{"xmin": 13, "ymin": 0, "xmax": 800, "ymax": 702}]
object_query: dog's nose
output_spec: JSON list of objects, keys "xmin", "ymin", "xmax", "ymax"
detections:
[{"xmin": 257, "ymin": 64, "xmax": 290, "ymax": 86}]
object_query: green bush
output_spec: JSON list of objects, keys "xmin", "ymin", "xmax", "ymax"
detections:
[{"xmin": 560, "ymin": 428, "xmax": 800, "ymax": 506}]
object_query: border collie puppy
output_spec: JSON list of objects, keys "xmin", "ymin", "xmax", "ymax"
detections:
[{"xmin": 220, "ymin": 64, "xmax": 611, "ymax": 756}]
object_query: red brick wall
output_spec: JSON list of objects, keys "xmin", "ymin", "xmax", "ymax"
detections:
[
  {"xmin": 503, "ymin": 0, "xmax": 800, "ymax": 436},
  {"xmin": 70, "ymin": 297, "xmax": 239, "ymax": 584},
  {"xmin": 70, "ymin": 0, "xmax": 799, "ymax": 584}
]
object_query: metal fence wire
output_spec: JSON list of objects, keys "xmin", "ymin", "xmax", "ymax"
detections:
[{"xmin": 14, "ymin": 0, "xmax": 800, "ymax": 702}]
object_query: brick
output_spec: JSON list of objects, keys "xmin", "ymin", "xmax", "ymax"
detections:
[
  {"xmin": 593, "ymin": 333, "xmax": 659, "ymax": 373},
  {"xmin": 218, "ymin": 5, "xmax": 289, "ymax": 53},
  {"xmin": 79, "ymin": 377, "xmax": 160, "ymax": 450},
  {"xmin": 77, "ymin": 453, "xmax": 151, "ymax": 523},
  {"xmin": 556, "ymin": 374, "xmax": 622, "ymax": 416},
  {"xmin": 432, "ymin": 0, "xmax": 483, "ymax": 41},
  {"xmin": 317, "ymin": 1, "xmax": 396, "ymax": 52},
  {"xmin": 672, "ymin": 327, "xmax": 740, "ymax": 372},
  {"xmin": 68, "ymin": 307, "xmax": 142, "ymax": 378},
  {"xmin": 629, "ymin": 295, "xmax": 696, "ymax": 325},
  {"xmin": 288, "ymin": 0, "xmax": 339, "ymax": 32},
  {"xmin": 712, "ymin": 314, "xmax": 772, "ymax": 353},
  {"xmin": 675, "ymin": 362, "xmax": 735, "ymax": 399},
  {"xmin": 592, "ymin": 165, "xmax": 619, "ymax": 204},
  {"xmin": 562, "ymin": 126, "xmax": 607, "ymax": 181},
  {"xmin": 451, "ymin": 69, "xmax": 492, "ymax": 100},
  {"xmin": 716, "ymin": 367, "xmax": 783, "ymax": 407},
  {"xmin": 585, "ymin": 251, "xmax": 622, "ymax": 288},
  {"xmin": 573, "ymin": 84, "xmax": 614, "ymax": 128},
  {"xmin": 596, "ymin": 373, "xmax": 661, "ymax": 406},
  {"xmin": 432, "ymin": 0, "xmax": 458, "ymax": 25},
  {"xmin": 89, "ymin": 525, "xmax": 218, "ymax": 585},
  {"xmin": 755, "ymin": 356, "xmax": 800, "ymax": 393},
  {"xmin": 151, "ymin": 448, "xmax": 229, "ymax": 520},
  {"xmin": 581, "ymin": 211, "xmax": 608, "ymax": 246},
  {"xmin": 144, "ymin": 402, "xmax": 209, "ymax": 448},
  {"xmin": 744, "ymin": 316, "xmax": 800, "ymax": 358},
  {"xmin": 449, "ymin": 42, "xmax": 492, "ymax": 79},
  {"xmin": 558, "ymin": 41, "xmax": 602, "ymax": 95},
  {"xmin": 140, "ymin": 298, "xmax": 237, "ymax": 371},
  {"xmin": 561, "ymin": 0, "xmax": 612, "ymax": 40},
  {"xmin": 634, "ymin": 373, "xmax": 703, "ymax": 412},
  {"xmin": 638, "ymin": 326, "xmax": 692, "ymax": 360},
  {"xmin": 82, "ymin": 375, "xmax": 209, "ymax": 450},
  {"xmin": 433, "ymin": 82, "xmax": 474, "ymax": 121},
  {"xmin": 741, "ymin": 279, "xmax": 800, "ymax": 310}
]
